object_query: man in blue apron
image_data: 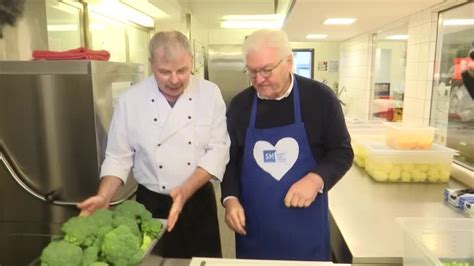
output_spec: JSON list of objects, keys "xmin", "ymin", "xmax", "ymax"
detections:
[{"xmin": 221, "ymin": 29, "xmax": 353, "ymax": 261}]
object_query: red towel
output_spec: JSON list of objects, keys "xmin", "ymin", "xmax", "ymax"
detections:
[{"xmin": 32, "ymin": 47, "xmax": 110, "ymax": 61}]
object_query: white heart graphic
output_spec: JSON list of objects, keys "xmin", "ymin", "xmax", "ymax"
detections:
[{"xmin": 253, "ymin": 138, "xmax": 299, "ymax": 181}]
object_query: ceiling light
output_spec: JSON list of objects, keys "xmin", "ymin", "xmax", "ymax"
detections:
[
  {"xmin": 221, "ymin": 14, "xmax": 284, "ymax": 29},
  {"xmin": 89, "ymin": 0, "xmax": 154, "ymax": 28},
  {"xmin": 443, "ymin": 19, "xmax": 474, "ymax": 26},
  {"xmin": 385, "ymin": 35, "xmax": 408, "ymax": 40},
  {"xmin": 121, "ymin": 0, "xmax": 169, "ymax": 19},
  {"xmin": 306, "ymin": 34, "xmax": 328, "ymax": 39},
  {"xmin": 323, "ymin": 18, "xmax": 356, "ymax": 25},
  {"xmin": 47, "ymin": 24, "xmax": 78, "ymax": 32}
]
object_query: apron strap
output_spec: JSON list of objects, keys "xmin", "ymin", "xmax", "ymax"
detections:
[
  {"xmin": 292, "ymin": 78, "xmax": 302, "ymax": 123},
  {"xmin": 249, "ymin": 75, "xmax": 302, "ymax": 128}
]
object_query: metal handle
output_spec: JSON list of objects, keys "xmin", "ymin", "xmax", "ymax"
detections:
[{"xmin": 0, "ymin": 143, "xmax": 133, "ymax": 206}]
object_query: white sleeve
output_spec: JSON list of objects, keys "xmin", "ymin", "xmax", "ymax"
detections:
[
  {"xmin": 197, "ymin": 86, "xmax": 230, "ymax": 181},
  {"xmin": 99, "ymin": 96, "xmax": 134, "ymax": 183}
]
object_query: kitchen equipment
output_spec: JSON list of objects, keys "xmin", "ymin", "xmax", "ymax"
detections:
[
  {"xmin": 398, "ymin": 217, "xmax": 474, "ymax": 266},
  {"xmin": 364, "ymin": 142, "xmax": 457, "ymax": 183},
  {"xmin": 386, "ymin": 122, "xmax": 436, "ymax": 150},
  {"xmin": 207, "ymin": 45, "xmax": 250, "ymax": 104},
  {"xmin": 0, "ymin": 60, "xmax": 143, "ymax": 265}
]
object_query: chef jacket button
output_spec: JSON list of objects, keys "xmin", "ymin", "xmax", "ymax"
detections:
[
  {"xmin": 188, "ymin": 141, "xmax": 191, "ymax": 145},
  {"xmin": 162, "ymin": 186, "xmax": 166, "ymax": 189},
  {"xmin": 187, "ymin": 162, "xmax": 191, "ymax": 166},
  {"xmin": 154, "ymin": 118, "xmax": 157, "ymax": 122},
  {"xmin": 157, "ymin": 144, "xmax": 161, "ymax": 147},
  {"xmin": 151, "ymin": 99, "xmax": 155, "ymax": 102},
  {"xmin": 159, "ymin": 165, "xmax": 163, "ymax": 169},
  {"xmin": 189, "ymin": 97, "xmax": 192, "ymax": 101},
  {"xmin": 188, "ymin": 115, "xmax": 191, "ymax": 119}
]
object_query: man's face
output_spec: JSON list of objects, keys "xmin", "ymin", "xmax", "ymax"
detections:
[
  {"xmin": 245, "ymin": 47, "xmax": 293, "ymax": 99},
  {"xmin": 150, "ymin": 46, "xmax": 192, "ymax": 102}
]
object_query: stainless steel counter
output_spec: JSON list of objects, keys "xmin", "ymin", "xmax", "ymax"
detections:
[{"xmin": 329, "ymin": 166, "xmax": 467, "ymax": 265}]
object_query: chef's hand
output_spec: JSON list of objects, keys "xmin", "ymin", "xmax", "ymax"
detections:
[
  {"xmin": 77, "ymin": 195, "xmax": 108, "ymax": 216},
  {"xmin": 284, "ymin": 172, "xmax": 323, "ymax": 208},
  {"xmin": 167, "ymin": 186, "xmax": 191, "ymax": 232},
  {"xmin": 224, "ymin": 197, "xmax": 246, "ymax": 235}
]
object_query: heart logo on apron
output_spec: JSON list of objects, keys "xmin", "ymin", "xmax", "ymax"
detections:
[{"xmin": 253, "ymin": 137, "xmax": 299, "ymax": 181}]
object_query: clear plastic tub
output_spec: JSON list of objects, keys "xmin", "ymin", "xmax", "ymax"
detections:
[
  {"xmin": 398, "ymin": 217, "xmax": 474, "ymax": 266},
  {"xmin": 386, "ymin": 122, "xmax": 436, "ymax": 150},
  {"xmin": 364, "ymin": 142, "xmax": 457, "ymax": 183},
  {"xmin": 351, "ymin": 131, "xmax": 385, "ymax": 168}
]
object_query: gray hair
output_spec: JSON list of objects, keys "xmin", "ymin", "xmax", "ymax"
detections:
[
  {"xmin": 242, "ymin": 29, "xmax": 292, "ymax": 59},
  {"xmin": 148, "ymin": 31, "xmax": 193, "ymax": 61}
]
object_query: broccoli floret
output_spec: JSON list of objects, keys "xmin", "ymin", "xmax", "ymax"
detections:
[
  {"xmin": 90, "ymin": 262, "xmax": 109, "ymax": 266},
  {"xmin": 141, "ymin": 219, "xmax": 163, "ymax": 239},
  {"xmin": 113, "ymin": 200, "xmax": 152, "ymax": 224},
  {"xmin": 140, "ymin": 234, "xmax": 153, "ymax": 252},
  {"xmin": 90, "ymin": 209, "xmax": 113, "ymax": 228},
  {"xmin": 82, "ymin": 245, "xmax": 99, "ymax": 266},
  {"xmin": 112, "ymin": 216, "xmax": 141, "ymax": 238},
  {"xmin": 61, "ymin": 216, "xmax": 97, "ymax": 247},
  {"xmin": 93, "ymin": 224, "xmax": 114, "ymax": 250},
  {"xmin": 101, "ymin": 225, "xmax": 144, "ymax": 265},
  {"xmin": 40, "ymin": 240, "xmax": 83, "ymax": 266}
]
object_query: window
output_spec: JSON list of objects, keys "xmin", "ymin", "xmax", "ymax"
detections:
[
  {"xmin": 431, "ymin": 2, "xmax": 474, "ymax": 171},
  {"xmin": 369, "ymin": 21, "xmax": 408, "ymax": 122},
  {"xmin": 292, "ymin": 49, "xmax": 314, "ymax": 79},
  {"xmin": 46, "ymin": 0, "xmax": 82, "ymax": 50}
]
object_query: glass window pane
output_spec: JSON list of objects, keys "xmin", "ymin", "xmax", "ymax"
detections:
[
  {"xmin": 46, "ymin": 0, "xmax": 81, "ymax": 51},
  {"xmin": 127, "ymin": 26, "xmax": 149, "ymax": 76},
  {"xmin": 431, "ymin": 2, "xmax": 474, "ymax": 170},
  {"xmin": 370, "ymin": 22, "xmax": 408, "ymax": 122},
  {"xmin": 293, "ymin": 49, "xmax": 314, "ymax": 79},
  {"xmin": 89, "ymin": 12, "xmax": 127, "ymax": 62}
]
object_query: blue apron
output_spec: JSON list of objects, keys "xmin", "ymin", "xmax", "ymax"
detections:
[{"xmin": 236, "ymin": 79, "xmax": 330, "ymax": 261}]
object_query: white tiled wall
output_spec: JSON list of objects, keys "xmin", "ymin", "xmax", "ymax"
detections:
[
  {"xmin": 339, "ymin": 6, "xmax": 441, "ymax": 126},
  {"xmin": 338, "ymin": 34, "xmax": 372, "ymax": 120},
  {"xmin": 402, "ymin": 9, "xmax": 439, "ymax": 126}
]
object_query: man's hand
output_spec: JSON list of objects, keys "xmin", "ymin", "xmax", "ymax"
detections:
[
  {"xmin": 224, "ymin": 197, "xmax": 246, "ymax": 235},
  {"xmin": 77, "ymin": 195, "xmax": 107, "ymax": 216},
  {"xmin": 284, "ymin": 172, "xmax": 324, "ymax": 208},
  {"xmin": 167, "ymin": 186, "xmax": 191, "ymax": 232}
]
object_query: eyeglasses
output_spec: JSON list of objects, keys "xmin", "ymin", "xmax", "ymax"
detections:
[{"xmin": 243, "ymin": 58, "xmax": 284, "ymax": 78}]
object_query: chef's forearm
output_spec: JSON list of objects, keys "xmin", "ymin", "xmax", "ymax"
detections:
[
  {"xmin": 181, "ymin": 167, "xmax": 213, "ymax": 199},
  {"xmin": 97, "ymin": 175, "xmax": 123, "ymax": 204}
]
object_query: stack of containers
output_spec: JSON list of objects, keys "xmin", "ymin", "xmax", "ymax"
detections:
[
  {"xmin": 349, "ymin": 124, "xmax": 386, "ymax": 168},
  {"xmin": 363, "ymin": 123, "xmax": 457, "ymax": 183}
]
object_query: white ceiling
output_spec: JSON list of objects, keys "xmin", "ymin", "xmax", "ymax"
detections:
[{"xmin": 186, "ymin": 0, "xmax": 447, "ymax": 41}]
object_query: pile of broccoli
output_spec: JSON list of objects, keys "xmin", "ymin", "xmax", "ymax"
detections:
[{"xmin": 40, "ymin": 200, "xmax": 163, "ymax": 266}]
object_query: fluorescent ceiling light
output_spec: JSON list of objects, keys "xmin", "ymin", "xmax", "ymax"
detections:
[
  {"xmin": 121, "ymin": 0, "xmax": 169, "ymax": 19},
  {"xmin": 222, "ymin": 14, "xmax": 282, "ymax": 20},
  {"xmin": 385, "ymin": 34, "xmax": 408, "ymax": 40},
  {"xmin": 47, "ymin": 24, "xmax": 78, "ymax": 32},
  {"xmin": 323, "ymin": 18, "xmax": 356, "ymax": 25},
  {"xmin": 306, "ymin": 34, "xmax": 328, "ymax": 39},
  {"xmin": 89, "ymin": 0, "xmax": 154, "ymax": 28},
  {"xmin": 443, "ymin": 19, "xmax": 474, "ymax": 26},
  {"xmin": 221, "ymin": 14, "xmax": 284, "ymax": 29}
]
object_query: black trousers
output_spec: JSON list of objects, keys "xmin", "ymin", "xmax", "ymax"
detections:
[{"xmin": 136, "ymin": 182, "xmax": 222, "ymax": 258}]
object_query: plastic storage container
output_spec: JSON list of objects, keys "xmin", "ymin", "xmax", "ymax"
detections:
[
  {"xmin": 386, "ymin": 122, "xmax": 436, "ymax": 150},
  {"xmin": 364, "ymin": 142, "xmax": 456, "ymax": 182},
  {"xmin": 398, "ymin": 217, "xmax": 474, "ymax": 266},
  {"xmin": 350, "ymin": 131, "xmax": 385, "ymax": 168}
]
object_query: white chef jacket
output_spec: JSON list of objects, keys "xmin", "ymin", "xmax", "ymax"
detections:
[{"xmin": 100, "ymin": 75, "xmax": 230, "ymax": 194}]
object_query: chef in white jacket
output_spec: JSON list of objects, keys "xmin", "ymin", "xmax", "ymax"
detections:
[{"xmin": 78, "ymin": 31, "xmax": 230, "ymax": 258}]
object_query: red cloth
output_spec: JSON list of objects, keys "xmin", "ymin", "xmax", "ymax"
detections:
[{"xmin": 32, "ymin": 47, "xmax": 110, "ymax": 61}]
